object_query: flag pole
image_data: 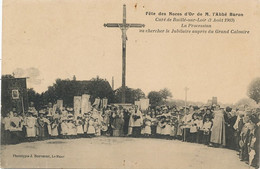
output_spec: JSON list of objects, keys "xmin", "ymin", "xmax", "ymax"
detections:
[{"xmin": 21, "ymin": 95, "xmax": 25, "ymax": 116}]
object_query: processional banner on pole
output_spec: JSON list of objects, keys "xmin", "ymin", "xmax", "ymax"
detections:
[
  {"xmin": 93, "ymin": 98, "xmax": 101, "ymax": 107},
  {"xmin": 140, "ymin": 99, "xmax": 149, "ymax": 110},
  {"xmin": 81, "ymin": 94, "xmax": 90, "ymax": 114},
  {"xmin": 74, "ymin": 96, "xmax": 81, "ymax": 116},
  {"xmin": 57, "ymin": 100, "xmax": 63, "ymax": 110},
  {"xmin": 134, "ymin": 101, "xmax": 141, "ymax": 109},
  {"xmin": 102, "ymin": 98, "xmax": 108, "ymax": 108}
]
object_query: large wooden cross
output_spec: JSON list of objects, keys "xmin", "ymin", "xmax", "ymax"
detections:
[{"xmin": 104, "ymin": 4, "xmax": 145, "ymax": 103}]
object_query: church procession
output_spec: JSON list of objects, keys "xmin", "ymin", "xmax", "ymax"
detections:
[
  {"xmin": 1, "ymin": 90, "xmax": 260, "ymax": 168},
  {"xmin": 1, "ymin": 1, "xmax": 260, "ymax": 169}
]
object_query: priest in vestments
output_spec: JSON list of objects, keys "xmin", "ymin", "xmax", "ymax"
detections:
[
  {"xmin": 130, "ymin": 106, "xmax": 143, "ymax": 137},
  {"xmin": 210, "ymin": 105, "xmax": 226, "ymax": 147}
]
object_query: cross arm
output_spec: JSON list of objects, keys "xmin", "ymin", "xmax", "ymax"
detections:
[
  {"xmin": 128, "ymin": 23, "xmax": 145, "ymax": 28},
  {"xmin": 104, "ymin": 23, "xmax": 120, "ymax": 27},
  {"xmin": 104, "ymin": 23, "xmax": 145, "ymax": 28}
]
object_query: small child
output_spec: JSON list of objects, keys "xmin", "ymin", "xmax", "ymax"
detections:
[
  {"xmin": 150, "ymin": 113, "xmax": 157, "ymax": 137},
  {"xmin": 156, "ymin": 116, "xmax": 163, "ymax": 138},
  {"xmin": 190, "ymin": 114, "xmax": 198, "ymax": 143},
  {"xmin": 60, "ymin": 119, "xmax": 68, "ymax": 139},
  {"xmin": 93, "ymin": 118, "xmax": 101, "ymax": 136},
  {"xmin": 76, "ymin": 116, "xmax": 84, "ymax": 137},
  {"xmin": 50, "ymin": 118, "xmax": 59, "ymax": 138},
  {"xmin": 196, "ymin": 115, "xmax": 204, "ymax": 143},
  {"xmin": 141, "ymin": 114, "xmax": 146, "ymax": 136},
  {"xmin": 67, "ymin": 117, "xmax": 77, "ymax": 139},
  {"xmin": 170, "ymin": 122, "xmax": 176, "ymax": 139},
  {"xmin": 87, "ymin": 117, "xmax": 96, "ymax": 138},
  {"xmin": 144, "ymin": 117, "xmax": 152, "ymax": 137},
  {"xmin": 201, "ymin": 117, "xmax": 212, "ymax": 145},
  {"xmin": 83, "ymin": 112, "xmax": 90, "ymax": 136}
]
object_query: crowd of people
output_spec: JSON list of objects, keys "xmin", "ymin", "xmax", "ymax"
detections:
[{"xmin": 1, "ymin": 103, "xmax": 260, "ymax": 168}]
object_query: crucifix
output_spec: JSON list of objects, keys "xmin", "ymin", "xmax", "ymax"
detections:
[{"xmin": 104, "ymin": 4, "xmax": 145, "ymax": 103}]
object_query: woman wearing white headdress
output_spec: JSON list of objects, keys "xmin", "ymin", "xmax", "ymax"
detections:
[
  {"xmin": 76, "ymin": 115, "xmax": 84, "ymax": 137},
  {"xmin": 25, "ymin": 112, "xmax": 37, "ymax": 140},
  {"xmin": 87, "ymin": 116, "xmax": 96, "ymax": 137}
]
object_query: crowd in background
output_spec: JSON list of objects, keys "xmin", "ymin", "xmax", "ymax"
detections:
[{"xmin": 1, "ymin": 103, "xmax": 260, "ymax": 168}]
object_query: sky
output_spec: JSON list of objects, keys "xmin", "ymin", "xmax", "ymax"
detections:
[{"xmin": 2, "ymin": 0, "xmax": 260, "ymax": 104}]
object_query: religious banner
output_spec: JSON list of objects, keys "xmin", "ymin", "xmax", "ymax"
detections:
[
  {"xmin": 52, "ymin": 104, "xmax": 57, "ymax": 116},
  {"xmin": 12, "ymin": 90, "xmax": 19, "ymax": 99},
  {"xmin": 100, "ymin": 99, "xmax": 103, "ymax": 109},
  {"xmin": 207, "ymin": 100, "xmax": 212, "ymax": 106},
  {"xmin": 88, "ymin": 101, "xmax": 92, "ymax": 112},
  {"xmin": 140, "ymin": 99, "xmax": 149, "ymax": 111},
  {"xmin": 134, "ymin": 101, "xmax": 141, "ymax": 109},
  {"xmin": 102, "ymin": 98, "xmax": 108, "ymax": 108},
  {"xmin": 1, "ymin": 78, "xmax": 28, "ymax": 116},
  {"xmin": 81, "ymin": 94, "xmax": 90, "ymax": 114},
  {"xmin": 57, "ymin": 100, "xmax": 63, "ymax": 110},
  {"xmin": 74, "ymin": 96, "xmax": 82, "ymax": 116},
  {"xmin": 93, "ymin": 97, "xmax": 101, "ymax": 107}
]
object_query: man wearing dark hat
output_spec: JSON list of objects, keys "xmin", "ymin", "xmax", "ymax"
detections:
[
  {"xmin": 123, "ymin": 108, "xmax": 130, "ymax": 136},
  {"xmin": 225, "ymin": 107, "xmax": 237, "ymax": 150}
]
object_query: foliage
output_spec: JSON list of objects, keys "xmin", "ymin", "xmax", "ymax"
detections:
[
  {"xmin": 114, "ymin": 87, "xmax": 145, "ymax": 103},
  {"xmin": 2, "ymin": 74, "xmax": 15, "ymax": 79},
  {"xmin": 159, "ymin": 88, "xmax": 173, "ymax": 100},
  {"xmin": 86, "ymin": 77, "xmax": 115, "ymax": 104},
  {"xmin": 27, "ymin": 88, "xmax": 42, "ymax": 110},
  {"xmin": 148, "ymin": 91, "xmax": 163, "ymax": 108},
  {"xmin": 41, "ymin": 77, "xmax": 115, "ymax": 108},
  {"xmin": 235, "ymin": 98, "xmax": 259, "ymax": 108},
  {"xmin": 247, "ymin": 77, "xmax": 260, "ymax": 104}
]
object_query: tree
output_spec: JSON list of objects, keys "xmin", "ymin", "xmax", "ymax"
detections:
[
  {"xmin": 132, "ymin": 88, "xmax": 146, "ymax": 101},
  {"xmin": 235, "ymin": 98, "xmax": 258, "ymax": 108},
  {"xmin": 73, "ymin": 75, "xmax": 76, "ymax": 81},
  {"xmin": 114, "ymin": 87, "xmax": 145, "ymax": 103},
  {"xmin": 42, "ymin": 77, "xmax": 115, "ymax": 107},
  {"xmin": 2, "ymin": 74, "xmax": 15, "ymax": 79},
  {"xmin": 247, "ymin": 77, "xmax": 260, "ymax": 104},
  {"xmin": 159, "ymin": 88, "xmax": 173, "ymax": 100},
  {"xmin": 148, "ymin": 91, "xmax": 163, "ymax": 108},
  {"xmin": 86, "ymin": 77, "xmax": 115, "ymax": 104},
  {"xmin": 27, "ymin": 88, "xmax": 42, "ymax": 110}
]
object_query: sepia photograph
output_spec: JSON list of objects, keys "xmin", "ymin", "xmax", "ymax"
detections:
[{"xmin": 1, "ymin": 0, "xmax": 260, "ymax": 168}]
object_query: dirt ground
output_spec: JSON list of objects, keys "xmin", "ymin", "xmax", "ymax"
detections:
[{"xmin": 1, "ymin": 137, "xmax": 249, "ymax": 169}]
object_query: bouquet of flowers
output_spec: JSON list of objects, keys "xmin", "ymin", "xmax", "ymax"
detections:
[
  {"xmin": 10, "ymin": 121, "xmax": 17, "ymax": 128},
  {"xmin": 133, "ymin": 115, "xmax": 140, "ymax": 121}
]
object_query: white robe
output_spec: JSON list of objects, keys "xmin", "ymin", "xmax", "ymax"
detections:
[
  {"xmin": 144, "ymin": 121, "xmax": 152, "ymax": 134},
  {"xmin": 76, "ymin": 120, "xmax": 84, "ymax": 134},
  {"xmin": 161, "ymin": 123, "xmax": 171, "ymax": 135},
  {"xmin": 25, "ymin": 116, "xmax": 36, "ymax": 137},
  {"xmin": 87, "ymin": 119, "xmax": 95, "ymax": 134},
  {"xmin": 51, "ymin": 123, "xmax": 59, "ymax": 136}
]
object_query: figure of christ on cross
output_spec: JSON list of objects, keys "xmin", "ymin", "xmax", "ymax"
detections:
[{"xmin": 104, "ymin": 4, "xmax": 145, "ymax": 103}]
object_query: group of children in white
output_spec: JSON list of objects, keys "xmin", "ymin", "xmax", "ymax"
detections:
[
  {"xmin": 2, "ymin": 104, "xmax": 214, "ymax": 143},
  {"xmin": 2, "ymin": 102, "xmax": 260, "ymax": 168}
]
